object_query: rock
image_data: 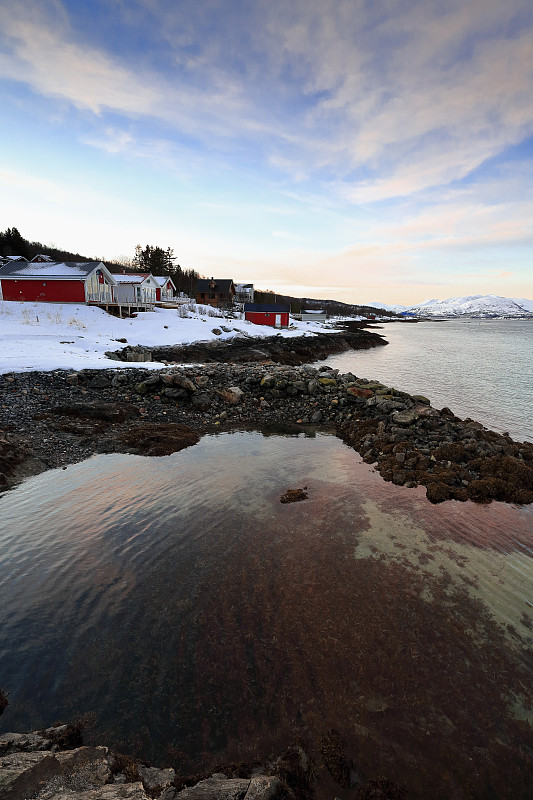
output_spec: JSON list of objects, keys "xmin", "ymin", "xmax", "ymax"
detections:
[
  {"xmin": 176, "ymin": 776, "xmax": 250, "ymax": 800},
  {"xmin": 191, "ymin": 393, "xmax": 212, "ymax": 411},
  {"xmin": 280, "ymin": 488, "xmax": 308, "ymax": 503},
  {"xmin": 172, "ymin": 376, "xmax": 196, "ymax": 392},
  {"xmin": 87, "ymin": 376, "xmax": 111, "ymax": 389},
  {"xmin": 347, "ymin": 387, "xmax": 374, "ymax": 399},
  {"xmin": 412, "ymin": 394, "xmax": 431, "ymax": 405},
  {"xmin": 260, "ymin": 375, "xmax": 275, "ymax": 389},
  {"xmin": 211, "ymin": 329, "xmax": 222, "ymax": 336},
  {"xmin": 137, "ymin": 765, "xmax": 175, "ymax": 794},
  {"xmin": 120, "ymin": 424, "xmax": 201, "ymax": 456},
  {"xmin": 391, "ymin": 409, "xmax": 419, "ymax": 426},
  {"xmin": 243, "ymin": 777, "xmax": 282, "ymax": 800},
  {"xmin": 218, "ymin": 387, "xmax": 244, "ymax": 405}
]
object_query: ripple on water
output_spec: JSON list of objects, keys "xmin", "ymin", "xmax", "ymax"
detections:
[{"xmin": 0, "ymin": 430, "xmax": 532, "ymax": 798}]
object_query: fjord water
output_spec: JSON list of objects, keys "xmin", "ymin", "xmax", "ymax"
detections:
[
  {"xmin": 0, "ymin": 430, "xmax": 532, "ymax": 796},
  {"xmin": 320, "ymin": 318, "xmax": 532, "ymax": 442}
]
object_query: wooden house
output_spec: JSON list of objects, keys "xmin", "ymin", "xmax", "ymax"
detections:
[
  {"xmin": 244, "ymin": 302, "xmax": 290, "ymax": 328},
  {"xmin": 154, "ymin": 275, "xmax": 176, "ymax": 301},
  {"xmin": 196, "ymin": 278, "xmax": 235, "ymax": 309},
  {"xmin": 113, "ymin": 273, "xmax": 159, "ymax": 305},
  {"xmin": 0, "ymin": 260, "xmax": 116, "ymax": 304}
]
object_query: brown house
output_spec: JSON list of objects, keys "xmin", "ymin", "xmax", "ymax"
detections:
[{"xmin": 196, "ymin": 277, "xmax": 235, "ymax": 309}]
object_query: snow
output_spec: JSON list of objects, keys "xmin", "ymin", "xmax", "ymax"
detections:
[
  {"xmin": 0, "ymin": 262, "xmax": 94, "ymax": 277},
  {"xmin": 370, "ymin": 294, "xmax": 533, "ymax": 317},
  {"xmin": 0, "ymin": 301, "xmax": 341, "ymax": 375},
  {"xmin": 511, "ymin": 297, "xmax": 533, "ymax": 312},
  {"xmin": 113, "ymin": 274, "xmax": 150, "ymax": 284}
]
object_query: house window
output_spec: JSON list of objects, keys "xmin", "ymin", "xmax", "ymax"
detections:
[{"xmin": 209, "ymin": 293, "xmax": 215, "ymax": 298}]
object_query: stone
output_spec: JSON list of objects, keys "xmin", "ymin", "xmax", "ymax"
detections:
[
  {"xmin": 346, "ymin": 387, "xmax": 374, "ymax": 399},
  {"xmin": 172, "ymin": 376, "xmax": 196, "ymax": 392},
  {"xmin": 260, "ymin": 374, "xmax": 275, "ymax": 389},
  {"xmin": 280, "ymin": 488, "xmax": 308, "ymax": 503},
  {"xmin": 191, "ymin": 393, "xmax": 212, "ymax": 411},
  {"xmin": 310, "ymin": 410, "xmax": 323, "ymax": 423},
  {"xmin": 244, "ymin": 776, "xmax": 282, "ymax": 800},
  {"xmin": 138, "ymin": 765, "xmax": 176, "ymax": 794},
  {"xmin": 392, "ymin": 409, "xmax": 419, "ymax": 426},
  {"xmin": 176, "ymin": 776, "xmax": 250, "ymax": 800},
  {"xmin": 218, "ymin": 387, "xmax": 244, "ymax": 405}
]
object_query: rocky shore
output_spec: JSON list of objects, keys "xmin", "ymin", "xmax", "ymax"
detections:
[
  {"xmin": 0, "ymin": 333, "xmax": 532, "ymax": 504},
  {"xmin": 0, "ymin": 722, "xmax": 406, "ymax": 800},
  {"xmin": 0, "ymin": 723, "xmax": 299, "ymax": 800}
]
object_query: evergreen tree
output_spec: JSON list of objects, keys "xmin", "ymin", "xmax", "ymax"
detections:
[{"xmin": 0, "ymin": 227, "xmax": 31, "ymax": 258}]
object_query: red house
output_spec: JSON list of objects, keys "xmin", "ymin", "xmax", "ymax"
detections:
[
  {"xmin": 154, "ymin": 275, "xmax": 176, "ymax": 301},
  {"xmin": 0, "ymin": 260, "xmax": 116, "ymax": 303},
  {"xmin": 244, "ymin": 302, "xmax": 290, "ymax": 328}
]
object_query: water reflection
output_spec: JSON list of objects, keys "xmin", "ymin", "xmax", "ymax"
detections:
[{"xmin": 0, "ymin": 430, "xmax": 532, "ymax": 797}]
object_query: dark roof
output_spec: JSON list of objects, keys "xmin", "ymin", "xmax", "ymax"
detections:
[
  {"xmin": 244, "ymin": 302, "xmax": 289, "ymax": 313},
  {"xmin": 197, "ymin": 278, "xmax": 235, "ymax": 293}
]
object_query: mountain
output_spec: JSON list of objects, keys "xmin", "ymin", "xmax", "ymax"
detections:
[{"xmin": 371, "ymin": 294, "xmax": 533, "ymax": 317}]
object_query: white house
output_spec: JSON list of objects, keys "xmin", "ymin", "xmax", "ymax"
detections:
[{"xmin": 112, "ymin": 273, "xmax": 159, "ymax": 305}]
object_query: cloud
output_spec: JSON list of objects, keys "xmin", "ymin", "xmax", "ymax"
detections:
[{"xmin": 2, "ymin": 0, "xmax": 532, "ymax": 201}]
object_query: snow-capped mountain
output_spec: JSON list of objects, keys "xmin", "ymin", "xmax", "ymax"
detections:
[{"xmin": 371, "ymin": 295, "xmax": 533, "ymax": 317}]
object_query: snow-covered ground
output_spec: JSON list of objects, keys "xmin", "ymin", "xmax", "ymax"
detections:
[{"xmin": 0, "ymin": 301, "xmax": 345, "ymax": 375}]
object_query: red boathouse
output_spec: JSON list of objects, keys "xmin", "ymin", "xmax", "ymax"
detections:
[{"xmin": 244, "ymin": 302, "xmax": 290, "ymax": 328}]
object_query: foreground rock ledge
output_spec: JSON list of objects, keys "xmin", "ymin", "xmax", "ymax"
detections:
[
  {"xmin": 1, "ymin": 360, "xmax": 532, "ymax": 505},
  {"xmin": 1, "ymin": 725, "xmax": 397, "ymax": 800},
  {"xmin": 0, "ymin": 725, "xmax": 288, "ymax": 800}
]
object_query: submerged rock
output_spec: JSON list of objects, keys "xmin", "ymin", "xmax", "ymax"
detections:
[{"xmin": 280, "ymin": 488, "xmax": 308, "ymax": 504}]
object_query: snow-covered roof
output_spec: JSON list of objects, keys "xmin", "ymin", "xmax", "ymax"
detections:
[
  {"xmin": 30, "ymin": 254, "xmax": 55, "ymax": 262},
  {"xmin": 113, "ymin": 273, "xmax": 153, "ymax": 284},
  {"xmin": 154, "ymin": 275, "xmax": 176, "ymax": 288},
  {"xmin": 0, "ymin": 261, "xmax": 108, "ymax": 279}
]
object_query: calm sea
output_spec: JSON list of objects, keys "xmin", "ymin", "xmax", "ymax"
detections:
[
  {"xmin": 0, "ymin": 428, "xmax": 532, "ymax": 797},
  {"xmin": 319, "ymin": 318, "xmax": 532, "ymax": 442}
]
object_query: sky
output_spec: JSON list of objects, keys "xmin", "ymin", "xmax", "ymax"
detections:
[{"xmin": 0, "ymin": 0, "xmax": 532, "ymax": 305}]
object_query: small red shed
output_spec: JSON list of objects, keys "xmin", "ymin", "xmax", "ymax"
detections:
[{"xmin": 244, "ymin": 302, "xmax": 290, "ymax": 328}]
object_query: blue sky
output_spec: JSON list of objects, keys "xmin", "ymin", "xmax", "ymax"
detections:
[{"xmin": 1, "ymin": 0, "xmax": 532, "ymax": 304}]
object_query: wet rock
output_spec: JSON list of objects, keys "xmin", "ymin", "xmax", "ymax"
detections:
[
  {"xmin": 347, "ymin": 387, "xmax": 374, "ymax": 400},
  {"xmin": 137, "ymin": 764, "xmax": 176, "ymax": 794},
  {"xmin": 280, "ymin": 488, "xmax": 308, "ymax": 503},
  {"xmin": 120, "ymin": 424, "xmax": 201, "ymax": 457},
  {"xmin": 176, "ymin": 776, "xmax": 250, "ymax": 800},
  {"xmin": 391, "ymin": 409, "xmax": 419, "ymax": 426}
]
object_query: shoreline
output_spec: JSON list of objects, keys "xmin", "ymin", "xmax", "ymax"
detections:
[{"xmin": 0, "ymin": 329, "xmax": 531, "ymax": 504}]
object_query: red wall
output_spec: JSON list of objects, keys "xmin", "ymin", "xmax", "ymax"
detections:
[
  {"xmin": 245, "ymin": 311, "xmax": 289, "ymax": 327},
  {"xmin": 1, "ymin": 279, "xmax": 86, "ymax": 303}
]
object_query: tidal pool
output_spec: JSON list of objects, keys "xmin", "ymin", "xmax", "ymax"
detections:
[{"xmin": 0, "ymin": 429, "xmax": 532, "ymax": 798}]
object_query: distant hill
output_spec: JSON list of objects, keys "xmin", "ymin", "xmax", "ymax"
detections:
[{"xmin": 370, "ymin": 294, "xmax": 533, "ymax": 317}]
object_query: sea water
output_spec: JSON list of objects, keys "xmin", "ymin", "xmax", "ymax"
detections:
[
  {"xmin": 0, "ymin": 429, "xmax": 532, "ymax": 797},
  {"xmin": 318, "ymin": 318, "xmax": 532, "ymax": 442}
]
